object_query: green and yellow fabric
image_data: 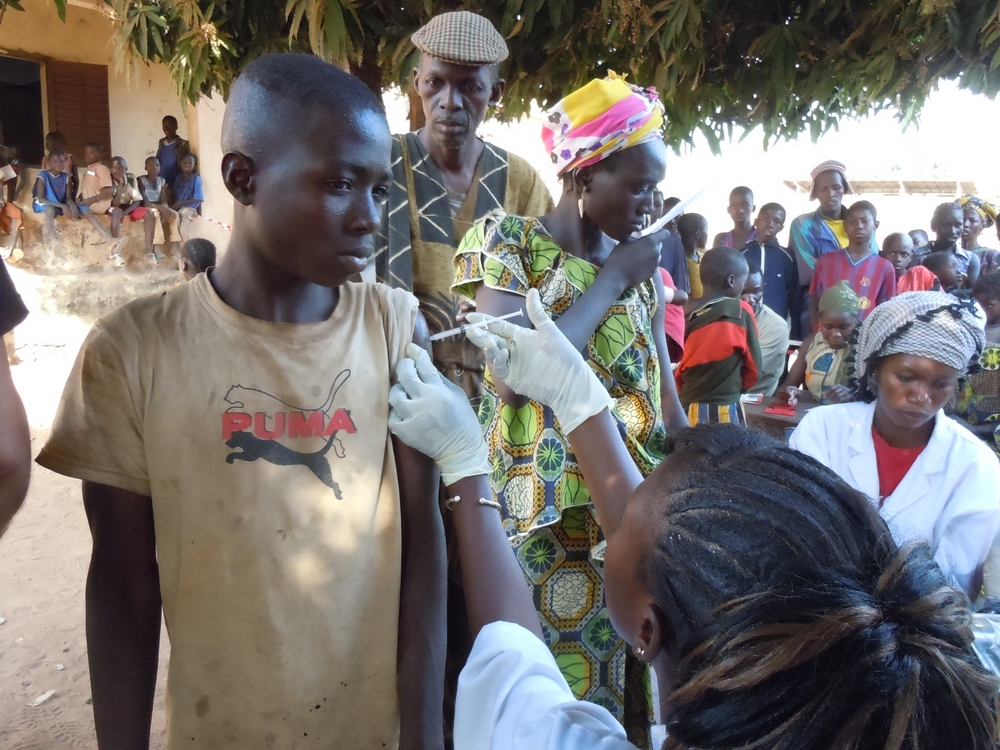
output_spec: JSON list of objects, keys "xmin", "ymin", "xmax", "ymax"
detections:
[{"xmin": 454, "ymin": 210, "xmax": 664, "ymax": 742}]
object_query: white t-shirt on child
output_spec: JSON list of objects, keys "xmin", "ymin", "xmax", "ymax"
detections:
[{"xmin": 38, "ymin": 274, "xmax": 418, "ymax": 749}]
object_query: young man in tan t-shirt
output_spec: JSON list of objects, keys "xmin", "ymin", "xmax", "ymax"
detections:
[{"xmin": 38, "ymin": 55, "xmax": 458, "ymax": 749}]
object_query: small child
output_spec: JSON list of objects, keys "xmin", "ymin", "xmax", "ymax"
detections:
[
  {"xmin": 171, "ymin": 153, "xmax": 204, "ymax": 243},
  {"xmin": 107, "ymin": 157, "xmax": 141, "ymax": 266},
  {"xmin": 908, "ymin": 228, "xmax": 929, "ymax": 248},
  {"xmin": 37, "ymin": 53, "xmax": 444, "ymax": 748},
  {"xmin": 952, "ymin": 272, "xmax": 1000, "ymax": 454},
  {"xmin": 923, "ymin": 250, "xmax": 967, "ymax": 295},
  {"xmin": 32, "ymin": 151, "xmax": 115, "ymax": 250},
  {"xmin": 136, "ymin": 155, "xmax": 177, "ymax": 262},
  {"xmin": 742, "ymin": 260, "xmax": 789, "ymax": 397},
  {"xmin": 156, "ymin": 115, "xmax": 190, "ymax": 187},
  {"xmin": 44, "ymin": 131, "xmax": 79, "ymax": 200},
  {"xmin": 712, "ymin": 186, "xmax": 756, "ymax": 249},
  {"xmin": 675, "ymin": 247, "xmax": 761, "ymax": 424},
  {"xmin": 810, "ymin": 200, "xmax": 895, "ymax": 326},
  {"xmin": 881, "ymin": 231, "xmax": 939, "ymax": 293},
  {"xmin": 778, "ymin": 281, "xmax": 858, "ymax": 405},
  {"xmin": 914, "ymin": 202, "xmax": 981, "ymax": 287},
  {"xmin": 677, "ymin": 212, "xmax": 709, "ymax": 299},
  {"xmin": 178, "ymin": 237, "xmax": 216, "ymax": 280},
  {"xmin": 740, "ymin": 201, "xmax": 803, "ymax": 337},
  {"xmin": 974, "ymin": 272, "xmax": 1000, "ymax": 346}
]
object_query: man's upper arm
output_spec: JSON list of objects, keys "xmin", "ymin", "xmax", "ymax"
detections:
[{"xmin": 83, "ymin": 482, "xmax": 158, "ymax": 573}]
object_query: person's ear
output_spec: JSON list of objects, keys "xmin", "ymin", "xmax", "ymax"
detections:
[
  {"xmin": 222, "ymin": 152, "xmax": 255, "ymax": 206},
  {"xmin": 411, "ymin": 66, "xmax": 420, "ymax": 92},
  {"xmin": 489, "ymin": 78, "xmax": 506, "ymax": 108},
  {"xmin": 574, "ymin": 167, "xmax": 593, "ymax": 196},
  {"xmin": 874, "ymin": 219, "xmax": 881, "ymax": 230},
  {"xmin": 631, "ymin": 602, "xmax": 671, "ymax": 664}
]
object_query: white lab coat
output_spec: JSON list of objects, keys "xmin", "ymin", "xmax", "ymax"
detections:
[{"xmin": 790, "ymin": 401, "xmax": 1000, "ymax": 597}]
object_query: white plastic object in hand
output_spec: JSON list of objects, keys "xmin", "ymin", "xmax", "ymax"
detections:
[
  {"xmin": 464, "ymin": 289, "xmax": 615, "ymax": 434},
  {"xmin": 388, "ymin": 343, "xmax": 491, "ymax": 485},
  {"xmin": 638, "ymin": 184, "xmax": 712, "ymax": 237}
]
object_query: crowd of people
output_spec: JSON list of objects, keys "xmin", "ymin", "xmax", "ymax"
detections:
[
  {"xmin": 1, "ymin": 9, "xmax": 999, "ymax": 750},
  {"xmin": 0, "ymin": 117, "xmax": 204, "ymax": 266}
]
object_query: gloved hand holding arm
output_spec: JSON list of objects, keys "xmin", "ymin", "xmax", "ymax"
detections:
[
  {"xmin": 388, "ymin": 345, "xmax": 540, "ymax": 639},
  {"xmin": 465, "ymin": 289, "xmax": 642, "ymax": 535}
]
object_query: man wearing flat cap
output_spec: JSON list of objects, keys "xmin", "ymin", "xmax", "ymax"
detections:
[{"xmin": 374, "ymin": 10, "xmax": 553, "ymax": 401}]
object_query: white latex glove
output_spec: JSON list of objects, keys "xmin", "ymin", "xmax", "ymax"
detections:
[
  {"xmin": 388, "ymin": 343, "xmax": 491, "ymax": 485},
  {"xmin": 465, "ymin": 289, "xmax": 614, "ymax": 434}
]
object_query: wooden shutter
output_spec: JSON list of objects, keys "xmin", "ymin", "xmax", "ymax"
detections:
[{"xmin": 45, "ymin": 61, "xmax": 111, "ymax": 157}]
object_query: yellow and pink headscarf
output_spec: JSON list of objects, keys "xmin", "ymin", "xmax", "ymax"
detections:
[
  {"xmin": 541, "ymin": 72, "xmax": 665, "ymax": 177},
  {"xmin": 957, "ymin": 195, "xmax": 998, "ymax": 228}
]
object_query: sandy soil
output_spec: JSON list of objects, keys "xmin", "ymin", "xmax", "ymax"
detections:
[{"xmin": 0, "ymin": 265, "xmax": 174, "ymax": 749}]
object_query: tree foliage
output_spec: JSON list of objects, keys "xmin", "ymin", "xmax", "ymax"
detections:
[{"xmin": 19, "ymin": 0, "xmax": 1000, "ymax": 148}]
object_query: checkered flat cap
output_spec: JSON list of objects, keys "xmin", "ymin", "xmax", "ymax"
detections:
[{"xmin": 412, "ymin": 11, "xmax": 508, "ymax": 66}]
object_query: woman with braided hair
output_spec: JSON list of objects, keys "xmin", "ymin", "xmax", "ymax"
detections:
[
  {"xmin": 386, "ymin": 290, "xmax": 1000, "ymax": 749},
  {"xmin": 791, "ymin": 291, "xmax": 1000, "ymax": 598}
]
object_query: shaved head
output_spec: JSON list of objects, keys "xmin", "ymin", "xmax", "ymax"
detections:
[
  {"xmin": 222, "ymin": 53, "xmax": 386, "ymax": 162},
  {"xmin": 700, "ymin": 246, "xmax": 749, "ymax": 288}
]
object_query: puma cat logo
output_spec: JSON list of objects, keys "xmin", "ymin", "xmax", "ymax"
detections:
[{"xmin": 221, "ymin": 371, "xmax": 356, "ymax": 497}]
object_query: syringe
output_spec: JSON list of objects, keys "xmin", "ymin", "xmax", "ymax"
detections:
[{"xmin": 429, "ymin": 310, "xmax": 525, "ymax": 341}]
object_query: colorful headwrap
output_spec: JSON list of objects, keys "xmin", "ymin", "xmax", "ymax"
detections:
[
  {"xmin": 957, "ymin": 195, "xmax": 998, "ymax": 228},
  {"xmin": 854, "ymin": 291, "xmax": 985, "ymax": 400},
  {"xmin": 541, "ymin": 72, "xmax": 664, "ymax": 177},
  {"xmin": 818, "ymin": 280, "xmax": 860, "ymax": 314}
]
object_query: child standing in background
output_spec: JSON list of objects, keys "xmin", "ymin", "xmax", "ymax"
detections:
[
  {"xmin": 677, "ymin": 212, "xmax": 709, "ymax": 300},
  {"xmin": 742, "ymin": 260, "xmax": 789, "ymax": 397},
  {"xmin": 741, "ymin": 201, "xmax": 803, "ymax": 338},
  {"xmin": 778, "ymin": 281, "xmax": 858, "ymax": 405},
  {"xmin": 923, "ymin": 251, "xmax": 967, "ymax": 295},
  {"xmin": 712, "ymin": 186, "xmax": 756, "ymax": 249},
  {"xmin": 136, "ymin": 156, "xmax": 177, "ymax": 262},
  {"xmin": 915, "ymin": 202, "xmax": 981, "ymax": 287},
  {"xmin": 810, "ymin": 200, "xmax": 895, "ymax": 327},
  {"xmin": 676, "ymin": 247, "xmax": 761, "ymax": 424},
  {"xmin": 881, "ymin": 232, "xmax": 939, "ymax": 293},
  {"xmin": 156, "ymin": 115, "xmax": 190, "ymax": 187}
]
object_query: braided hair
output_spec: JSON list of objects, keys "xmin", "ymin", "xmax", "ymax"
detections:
[{"xmin": 640, "ymin": 424, "xmax": 999, "ymax": 749}]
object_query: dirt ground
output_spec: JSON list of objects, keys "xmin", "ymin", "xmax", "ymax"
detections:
[{"xmin": 0, "ymin": 265, "xmax": 178, "ymax": 749}]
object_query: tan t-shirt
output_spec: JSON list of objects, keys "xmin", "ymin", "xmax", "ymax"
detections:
[
  {"xmin": 38, "ymin": 274, "xmax": 418, "ymax": 749},
  {"xmin": 81, "ymin": 162, "xmax": 113, "ymax": 214}
]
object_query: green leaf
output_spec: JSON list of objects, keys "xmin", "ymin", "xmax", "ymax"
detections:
[{"xmin": 53, "ymin": 0, "xmax": 65, "ymax": 21}]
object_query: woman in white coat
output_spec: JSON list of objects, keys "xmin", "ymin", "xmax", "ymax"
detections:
[
  {"xmin": 388, "ymin": 290, "xmax": 999, "ymax": 750},
  {"xmin": 791, "ymin": 291, "xmax": 1000, "ymax": 597}
]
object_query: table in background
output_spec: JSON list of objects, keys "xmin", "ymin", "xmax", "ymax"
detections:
[{"xmin": 743, "ymin": 393, "xmax": 820, "ymax": 440}]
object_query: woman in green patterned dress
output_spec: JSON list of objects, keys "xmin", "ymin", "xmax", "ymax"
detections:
[{"xmin": 452, "ymin": 73, "xmax": 688, "ymax": 747}]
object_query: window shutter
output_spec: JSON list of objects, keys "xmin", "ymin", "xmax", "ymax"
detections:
[{"xmin": 45, "ymin": 61, "xmax": 111, "ymax": 158}]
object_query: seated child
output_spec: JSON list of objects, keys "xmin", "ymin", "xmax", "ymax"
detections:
[
  {"xmin": 79, "ymin": 142, "xmax": 114, "ymax": 217},
  {"xmin": 178, "ymin": 237, "xmax": 216, "ymax": 280},
  {"xmin": 675, "ymin": 247, "xmax": 761, "ymax": 424},
  {"xmin": 923, "ymin": 250, "xmax": 967, "ymax": 295},
  {"xmin": 777, "ymin": 281, "xmax": 858, "ymax": 405},
  {"xmin": 678, "ymin": 212, "xmax": 709, "ymax": 299},
  {"xmin": 658, "ymin": 267, "xmax": 688, "ymax": 361},
  {"xmin": 136, "ymin": 155, "xmax": 177, "ymax": 263},
  {"xmin": 44, "ymin": 131, "xmax": 79, "ymax": 199},
  {"xmin": 810, "ymin": 200, "xmax": 894, "ymax": 327},
  {"xmin": 36, "ymin": 53, "xmax": 445, "ymax": 749},
  {"xmin": 107, "ymin": 157, "xmax": 141, "ymax": 266},
  {"xmin": 171, "ymin": 152, "xmax": 204, "ymax": 242},
  {"xmin": 32, "ymin": 151, "xmax": 115, "ymax": 250},
  {"xmin": 952, "ymin": 272, "xmax": 1000, "ymax": 455},
  {"xmin": 712, "ymin": 186, "xmax": 756, "ymax": 249},
  {"xmin": 881, "ymin": 231, "xmax": 939, "ymax": 293},
  {"xmin": 914, "ymin": 202, "xmax": 981, "ymax": 287},
  {"xmin": 742, "ymin": 260, "xmax": 789, "ymax": 396},
  {"xmin": 0, "ymin": 147, "xmax": 21, "ymax": 258},
  {"xmin": 740, "ymin": 201, "xmax": 803, "ymax": 337}
]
